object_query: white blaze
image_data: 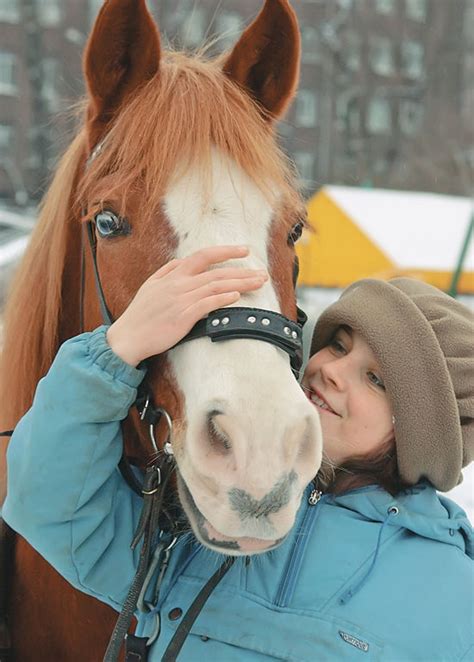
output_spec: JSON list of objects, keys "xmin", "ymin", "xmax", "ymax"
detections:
[{"xmin": 164, "ymin": 149, "xmax": 322, "ymax": 551}]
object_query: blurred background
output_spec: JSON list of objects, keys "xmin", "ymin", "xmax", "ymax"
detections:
[{"xmin": 0, "ymin": 0, "xmax": 473, "ymax": 511}]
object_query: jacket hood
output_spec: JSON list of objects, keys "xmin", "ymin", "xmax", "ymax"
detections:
[{"xmin": 330, "ymin": 482, "xmax": 473, "ymax": 560}]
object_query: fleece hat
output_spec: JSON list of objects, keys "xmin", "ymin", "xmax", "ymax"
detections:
[{"xmin": 310, "ymin": 278, "xmax": 474, "ymax": 492}]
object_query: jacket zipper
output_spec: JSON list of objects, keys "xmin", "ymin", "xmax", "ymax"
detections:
[{"xmin": 274, "ymin": 484, "xmax": 324, "ymax": 607}]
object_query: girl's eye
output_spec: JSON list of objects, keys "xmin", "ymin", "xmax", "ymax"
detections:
[
  {"xmin": 94, "ymin": 210, "xmax": 130, "ymax": 238},
  {"xmin": 329, "ymin": 339, "xmax": 346, "ymax": 354},
  {"xmin": 368, "ymin": 371, "xmax": 386, "ymax": 390}
]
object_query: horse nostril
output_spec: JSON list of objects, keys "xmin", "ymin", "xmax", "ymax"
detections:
[{"xmin": 206, "ymin": 410, "xmax": 232, "ymax": 455}]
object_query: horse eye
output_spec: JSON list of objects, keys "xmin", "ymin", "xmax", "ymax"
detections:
[
  {"xmin": 288, "ymin": 221, "xmax": 304, "ymax": 246},
  {"xmin": 94, "ymin": 210, "xmax": 130, "ymax": 238}
]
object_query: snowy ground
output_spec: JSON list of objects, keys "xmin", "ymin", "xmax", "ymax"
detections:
[{"xmin": 298, "ymin": 287, "xmax": 474, "ymax": 523}]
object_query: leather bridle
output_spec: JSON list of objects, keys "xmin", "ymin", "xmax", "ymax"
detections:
[{"xmin": 82, "ymin": 218, "xmax": 306, "ymax": 372}]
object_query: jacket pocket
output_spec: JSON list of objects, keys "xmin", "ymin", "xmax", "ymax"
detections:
[{"xmin": 162, "ymin": 578, "xmax": 385, "ymax": 661}]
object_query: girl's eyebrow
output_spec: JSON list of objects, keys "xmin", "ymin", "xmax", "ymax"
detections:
[{"xmin": 339, "ymin": 324, "xmax": 353, "ymax": 339}]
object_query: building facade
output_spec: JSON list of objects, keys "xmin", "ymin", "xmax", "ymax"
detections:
[{"xmin": 0, "ymin": 0, "xmax": 472, "ymax": 204}]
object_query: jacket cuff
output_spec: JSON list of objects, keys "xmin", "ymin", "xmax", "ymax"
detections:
[{"xmin": 87, "ymin": 325, "xmax": 147, "ymax": 388}]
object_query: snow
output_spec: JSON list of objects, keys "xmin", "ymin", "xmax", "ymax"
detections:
[
  {"xmin": 0, "ymin": 236, "xmax": 30, "ymax": 268},
  {"xmin": 448, "ymin": 463, "xmax": 474, "ymax": 522},
  {"xmin": 326, "ymin": 186, "xmax": 474, "ymax": 272}
]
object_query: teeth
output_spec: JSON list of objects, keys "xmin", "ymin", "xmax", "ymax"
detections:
[{"xmin": 310, "ymin": 394, "xmax": 331, "ymax": 411}]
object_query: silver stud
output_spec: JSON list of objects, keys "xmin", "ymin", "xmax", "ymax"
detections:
[
  {"xmin": 261, "ymin": 318, "xmax": 270, "ymax": 326},
  {"xmin": 283, "ymin": 326, "xmax": 291, "ymax": 335},
  {"xmin": 221, "ymin": 317, "xmax": 230, "ymax": 325},
  {"xmin": 247, "ymin": 316, "xmax": 256, "ymax": 324},
  {"xmin": 211, "ymin": 318, "xmax": 220, "ymax": 327},
  {"xmin": 291, "ymin": 330, "xmax": 298, "ymax": 339},
  {"xmin": 164, "ymin": 441, "xmax": 174, "ymax": 456}
]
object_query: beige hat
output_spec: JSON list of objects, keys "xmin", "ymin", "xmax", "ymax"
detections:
[{"xmin": 310, "ymin": 278, "xmax": 474, "ymax": 492}]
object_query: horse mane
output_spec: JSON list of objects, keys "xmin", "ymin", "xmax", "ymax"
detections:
[
  {"xmin": 0, "ymin": 50, "xmax": 303, "ymax": 430},
  {"xmin": 0, "ymin": 131, "xmax": 87, "ymax": 428},
  {"xmin": 80, "ymin": 51, "xmax": 303, "ymax": 219}
]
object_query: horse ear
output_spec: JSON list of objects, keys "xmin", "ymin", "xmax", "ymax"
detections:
[
  {"xmin": 83, "ymin": 0, "xmax": 161, "ymax": 148},
  {"xmin": 223, "ymin": 0, "xmax": 300, "ymax": 121}
]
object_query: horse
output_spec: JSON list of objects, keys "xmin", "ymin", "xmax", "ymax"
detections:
[{"xmin": 0, "ymin": 1, "xmax": 322, "ymax": 659}]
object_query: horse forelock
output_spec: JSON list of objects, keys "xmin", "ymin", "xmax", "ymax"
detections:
[{"xmin": 79, "ymin": 50, "xmax": 303, "ymax": 228}]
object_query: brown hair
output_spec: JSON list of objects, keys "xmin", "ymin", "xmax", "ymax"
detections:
[
  {"xmin": 314, "ymin": 440, "xmax": 411, "ymax": 497},
  {"xmin": 79, "ymin": 51, "xmax": 303, "ymax": 222}
]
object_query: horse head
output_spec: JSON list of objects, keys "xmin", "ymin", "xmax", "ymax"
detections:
[
  {"xmin": 2, "ymin": 0, "xmax": 323, "ymax": 555},
  {"xmin": 78, "ymin": 0, "xmax": 323, "ymax": 555}
]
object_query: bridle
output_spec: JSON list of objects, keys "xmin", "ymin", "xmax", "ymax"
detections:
[{"xmin": 82, "ymin": 216, "xmax": 306, "ymax": 372}]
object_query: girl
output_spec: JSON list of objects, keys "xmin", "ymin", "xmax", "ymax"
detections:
[{"xmin": 3, "ymin": 249, "xmax": 473, "ymax": 660}]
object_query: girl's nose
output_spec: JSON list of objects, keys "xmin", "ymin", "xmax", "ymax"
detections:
[{"xmin": 320, "ymin": 358, "xmax": 346, "ymax": 390}]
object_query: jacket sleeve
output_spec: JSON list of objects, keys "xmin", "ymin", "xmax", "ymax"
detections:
[{"xmin": 2, "ymin": 325, "xmax": 148, "ymax": 611}]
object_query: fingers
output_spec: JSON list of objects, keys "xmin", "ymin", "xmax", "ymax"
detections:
[
  {"xmin": 148, "ymin": 258, "xmax": 183, "ymax": 281},
  {"xmin": 190, "ymin": 267, "xmax": 268, "ymax": 289},
  {"xmin": 188, "ymin": 276, "xmax": 266, "ymax": 300},
  {"xmin": 185, "ymin": 291, "xmax": 241, "ymax": 321},
  {"xmin": 180, "ymin": 246, "xmax": 250, "ymax": 275}
]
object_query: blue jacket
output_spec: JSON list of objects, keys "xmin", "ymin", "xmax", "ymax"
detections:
[{"xmin": 4, "ymin": 327, "xmax": 474, "ymax": 661}]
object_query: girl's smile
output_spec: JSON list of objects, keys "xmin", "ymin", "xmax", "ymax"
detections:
[{"xmin": 302, "ymin": 326, "xmax": 395, "ymax": 465}]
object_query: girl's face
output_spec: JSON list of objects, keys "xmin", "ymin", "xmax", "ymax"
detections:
[{"xmin": 302, "ymin": 326, "xmax": 394, "ymax": 466}]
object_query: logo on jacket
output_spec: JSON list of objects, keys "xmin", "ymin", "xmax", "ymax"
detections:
[{"xmin": 339, "ymin": 630, "xmax": 369, "ymax": 652}]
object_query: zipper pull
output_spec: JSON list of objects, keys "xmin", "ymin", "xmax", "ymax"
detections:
[{"xmin": 308, "ymin": 488, "xmax": 323, "ymax": 505}]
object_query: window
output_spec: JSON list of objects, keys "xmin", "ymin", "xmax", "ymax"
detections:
[
  {"xmin": 294, "ymin": 152, "xmax": 315, "ymax": 184},
  {"xmin": 367, "ymin": 98, "xmax": 392, "ymax": 134},
  {"xmin": 215, "ymin": 11, "xmax": 242, "ymax": 49},
  {"xmin": 0, "ymin": 0, "xmax": 20, "ymax": 22},
  {"xmin": 401, "ymin": 41, "xmax": 424, "ymax": 79},
  {"xmin": 41, "ymin": 58, "xmax": 60, "ymax": 111},
  {"xmin": 375, "ymin": 0, "xmax": 395, "ymax": 14},
  {"xmin": 295, "ymin": 90, "xmax": 318, "ymax": 128},
  {"xmin": 180, "ymin": 7, "xmax": 207, "ymax": 48},
  {"xmin": 301, "ymin": 27, "xmax": 320, "ymax": 64},
  {"xmin": 405, "ymin": 0, "xmax": 427, "ymax": 22},
  {"xmin": 399, "ymin": 100, "xmax": 424, "ymax": 135},
  {"xmin": 0, "ymin": 52, "xmax": 17, "ymax": 95},
  {"xmin": 336, "ymin": 93, "xmax": 361, "ymax": 133},
  {"xmin": 0, "ymin": 124, "xmax": 13, "ymax": 153},
  {"xmin": 37, "ymin": 0, "xmax": 61, "ymax": 27},
  {"xmin": 347, "ymin": 102, "xmax": 361, "ymax": 134},
  {"xmin": 344, "ymin": 33, "xmax": 361, "ymax": 72},
  {"xmin": 370, "ymin": 37, "xmax": 395, "ymax": 76}
]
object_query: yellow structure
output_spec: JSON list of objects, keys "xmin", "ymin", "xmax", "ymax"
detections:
[{"xmin": 297, "ymin": 186, "xmax": 474, "ymax": 294}]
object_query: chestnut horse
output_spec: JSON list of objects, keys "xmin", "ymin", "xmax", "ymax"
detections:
[{"xmin": 0, "ymin": 1, "xmax": 322, "ymax": 659}]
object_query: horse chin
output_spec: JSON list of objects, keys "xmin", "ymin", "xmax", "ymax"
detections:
[{"xmin": 176, "ymin": 474, "xmax": 287, "ymax": 556}]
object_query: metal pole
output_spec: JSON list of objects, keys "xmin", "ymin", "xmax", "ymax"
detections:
[{"xmin": 448, "ymin": 208, "xmax": 473, "ymax": 298}]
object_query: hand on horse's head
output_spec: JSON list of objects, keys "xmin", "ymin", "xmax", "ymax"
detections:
[{"xmin": 106, "ymin": 245, "xmax": 268, "ymax": 367}]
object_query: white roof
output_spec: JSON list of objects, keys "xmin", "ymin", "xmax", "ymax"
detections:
[{"xmin": 325, "ymin": 186, "xmax": 474, "ymax": 272}]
